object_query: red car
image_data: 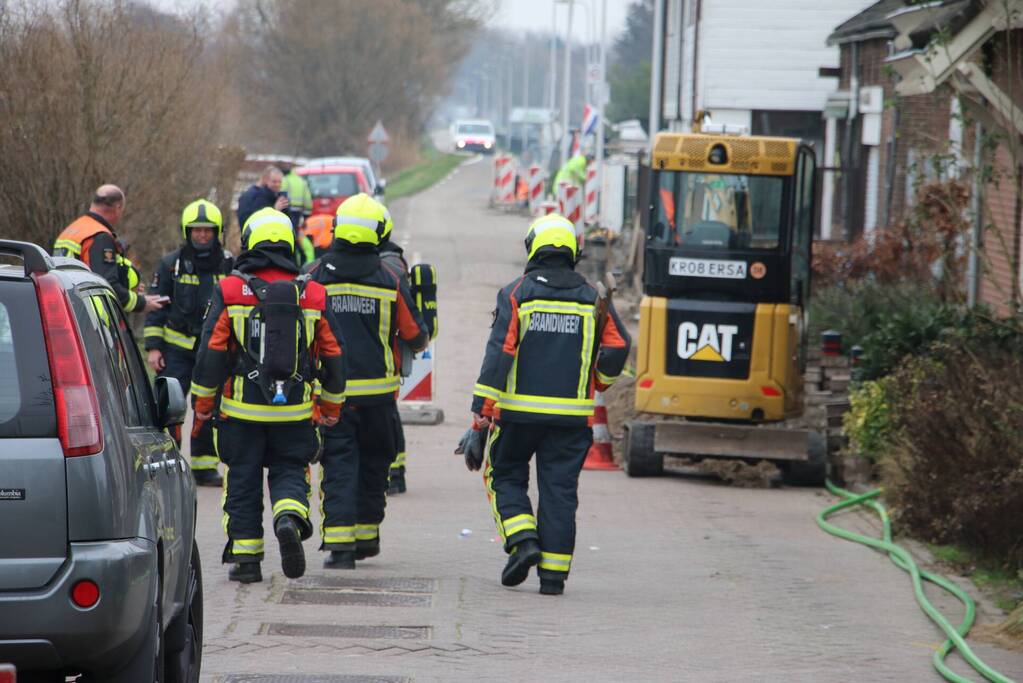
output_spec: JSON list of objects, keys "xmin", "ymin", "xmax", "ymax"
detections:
[{"xmin": 296, "ymin": 164, "xmax": 371, "ymax": 217}]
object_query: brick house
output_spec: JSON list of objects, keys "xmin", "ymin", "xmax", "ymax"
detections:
[{"xmin": 831, "ymin": 0, "xmax": 1023, "ymax": 315}]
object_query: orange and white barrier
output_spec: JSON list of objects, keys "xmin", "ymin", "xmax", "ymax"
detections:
[
  {"xmin": 583, "ymin": 391, "xmax": 618, "ymax": 470},
  {"xmin": 527, "ymin": 165, "xmax": 545, "ymax": 215},
  {"xmin": 584, "ymin": 162, "xmax": 599, "ymax": 224},
  {"xmin": 540, "ymin": 200, "xmax": 559, "ymax": 216},
  {"xmin": 562, "ymin": 185, "xmax": 583, "ymax": 236},
  {"xmin": 492, "ymin": 155, "xmax": 515, "ymax": 204}
]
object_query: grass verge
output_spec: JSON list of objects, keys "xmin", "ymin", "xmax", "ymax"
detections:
[
  {"xmin": 928, "ymin": 543, "xmax": 1023, "ymax": 614},
  {"xmin": 385, "ymin": 144, "xmax": 463, "ymax": 201}
]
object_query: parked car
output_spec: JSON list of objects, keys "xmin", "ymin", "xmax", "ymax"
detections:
[
  {"xmin": 451, "ymin": 119, "xmax": 496, "ymax": 154},
  {"xmin": 0, "ymin": 240, "xmax": 201, "ymax": 683},
  {"xmin": 296, "ymin": 164, "xmax": 373, "ymax": 217},
  {"xmin": 303, "ymin": 156, "xmax": 386, "ymax": 203}
]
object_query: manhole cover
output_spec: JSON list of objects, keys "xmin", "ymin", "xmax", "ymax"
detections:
[
  {"xmin": 219, "ymin": 677, "xmax": 409, "ymax": 683},
  {"xmin": 291, "ymin": 576, "xmax": 435, "ymax": 593},
  {"xmin": 262, "ymin": 623, "xmax": 432, "ymax": 639},
  {"xmin": 281, "ymin": 590, "xmax": 431, "ymax": 607}
]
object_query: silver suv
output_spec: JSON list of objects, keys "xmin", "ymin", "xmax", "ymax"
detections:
[{"xmin": 0, "ymin": 241, "xmax": 202, "ymax": 683}]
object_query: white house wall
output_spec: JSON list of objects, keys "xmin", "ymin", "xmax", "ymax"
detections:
[{"xmin": 692, "ymin": 0, "xmax": 875, "ymax": 115}]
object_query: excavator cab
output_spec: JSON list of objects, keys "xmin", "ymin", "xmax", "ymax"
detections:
[{"xmin": 624, "ymin": 131, "xmax": 820, "ymax": 480}]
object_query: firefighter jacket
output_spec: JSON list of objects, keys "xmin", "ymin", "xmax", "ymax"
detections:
[
  {"xmin": 191, "ymin": 252, "xmax": 347, "ymax": 423},
  {"xmin": 53, "ymin": 213, "xmax": 144, "ymax": 313},
  {"xmin": 307, "ymin": 246, "xmax": 428, "ymax": 405},
  {"xmin": 471, "ymin": 255, "xmax": 631, "ymax": 427},
  {"xmin": 144, "ymin": 245, "xmax": 234, "ymax": 354}
]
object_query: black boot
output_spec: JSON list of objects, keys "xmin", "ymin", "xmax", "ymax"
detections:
[
  {"xmin": 387, "ymin": 467, "xmax": 406, "ymax": 495},
  {"xmin": 228, "ymin": 562, "xmax": 262, "ymax": 583},
  {"xmin": 274, "ymin": 515, "xmax": 306, "ymax": 579},
  {"xmin": 539, "ymin": 578, "xmax": 565, "ymax": 596},
  {"xmin": 355, "ymin": 536, "xmax": 380, "ymax": 560},
  {"xmin": 193, "ymin": 469, "xmax": 223, "ymax": 487},
  {"xmin": 323, "ymin": 550, "xmax": 356, "ymax": 570},
  {"xmin": 501, "ymin": 539, "xmax": 541, "ymax": 587}
]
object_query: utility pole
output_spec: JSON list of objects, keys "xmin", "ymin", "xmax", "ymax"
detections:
[
  {"xmin": 596, "ymin": 0, "xmax": 607, "ymax": 228},
  {"xmin": 548, "ymin": 3, "xmax": 558, "ymax": 112},
  {"xmin": 560, "ymin": 0, "xmax": 575, "ymax": 166},
  {"xmin": 649, "ymin": 0, "xmax": 666, "ymax": 138},
  {"xmin": 522, "ymin": 37, "xmax": 531, "ymax": 157}
]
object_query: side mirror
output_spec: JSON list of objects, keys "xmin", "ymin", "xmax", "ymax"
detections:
[
  {"xmin": 154, "ymin": 376, "xmax": 187, "ymax": 428},
  {"xmin": 376, "ymin": 180, "xmax": 387, "ymax": 196}
]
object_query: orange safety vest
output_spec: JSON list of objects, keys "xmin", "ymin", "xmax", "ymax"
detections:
[
  {"xmin": 53, "ymin": 215, "xmax": 114, "ymax": 267},
  {"xmin": 305, "ymin": 214, "xmax": 334, "ymax": 251}
]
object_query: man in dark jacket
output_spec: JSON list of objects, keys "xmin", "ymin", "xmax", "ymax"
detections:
[
  {"xmin": 144, "ymin": 199, "xmax": 234, "ymax": 486},
  {"xmin": 237, "ymin": 166, "xmax": 290, "ymax": 231},
  {"xmin": 470, "ymin": 213, "xmax": 631, "ymax": 596}
]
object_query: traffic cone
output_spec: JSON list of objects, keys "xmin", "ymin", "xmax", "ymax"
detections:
[{"xmin": 583, "ymin": 391, "xmax": 619, "ymax": 470}]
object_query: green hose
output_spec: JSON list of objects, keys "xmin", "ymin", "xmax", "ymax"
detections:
[{"xmin": 817, "ymin": 480, "xmax": 1015, "ymax": 683}]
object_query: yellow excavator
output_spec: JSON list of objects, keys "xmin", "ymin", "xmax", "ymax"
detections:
[{"xmin": 623, "ymin": 123, "xmax": 824, "ymax": 484}]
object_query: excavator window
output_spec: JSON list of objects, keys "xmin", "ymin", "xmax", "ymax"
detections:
[{"xmin": 652, "ymin": 171, "xmax": 784, "ymax": 251}]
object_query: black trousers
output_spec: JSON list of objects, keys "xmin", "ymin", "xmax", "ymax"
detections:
[
  {"xmin": 215, "ymin": 418, "xmax": 318, "ymax": 563},
  {"xmin": 319, "ymin": 401, "xmax": 398, "ymax": 551},
  {"xmin": 159, "ymin": 347, "xmax": 218, "ymax": 472},
  {"xmin": 484, "ymin": 420, "xmax": 592, "ymax": 581},
  {"xmin": 389, "ymin": 410, "xmax": 407, "ymax": 472}
]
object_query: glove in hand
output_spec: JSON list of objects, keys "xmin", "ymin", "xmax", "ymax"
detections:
[{"xmin": 455, "ymin": 427, "xmax": 485, "ymax": 471}]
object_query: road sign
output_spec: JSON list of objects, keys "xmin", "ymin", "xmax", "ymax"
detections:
[
  {"xmin": 367, "ymin": 120, "xmax": 390, "ymax": 144},
  {"xmin": 368, "ymin": 142, "xmax": 389, "ymax": 164},
  {"xmin": 587, "ymin": 63, "xmax": 602, "ymax": 85}
]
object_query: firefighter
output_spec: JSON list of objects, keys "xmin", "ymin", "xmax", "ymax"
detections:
[
  {"xmin": 552, "ymin": 152, "xmax": 592, "ymax": 193},
  {"xmin": 144, "ymin": 199, "xmax": 235, "ymax": 487},
  {"xmin": 191, "ymin": 208, "xmax": 347, "ymax": 584},
  {"xmin": 53, "ymin": 184, "xmax": 165, "ymax": 314},
  {"xmin": 377, "ymin": 207, "xmax": 439, "ymax": 495},
  {"xmin": 307, "ymin": 194, "xmax": 428, "ymax": 569},
  {"xmin": 469, "ymin": 213, "xmax": 630, "ymax": 595}
]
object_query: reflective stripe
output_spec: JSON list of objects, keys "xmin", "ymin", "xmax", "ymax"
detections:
[
  {"xmin": 232, "ymin": 538, "xmax": 264, "ymax": 555},
  {"xmin": 144, "ymin": 326, "xmax": 165, "ymax": 339},
  {"xmin": 518, "ymin": 300, "xmax": 595, "ymax": 316},
  {"xmin": 220, "ymin": 396, "xmax": 313, "ymax": 422},
  {"xmin": 125, "ymin": 290, "xmax": 138, "ymax": 312},
  {"xmin": 539, "ymin": 551, "xmax": 572, "ymax": 572},
  {"xmin": 356, "ymin": 523, "xmax": 379, "ymax": 541},
  {"xmin": 323, "ymin": 526, "xmax": 356, "ymax": 544},
  {"xmin": 345, "ymin": 376, "xmax": 400, "ymax": 397},
  {"xmin": 191, "ymin": 382, "xmax": 217, "ymax": 398},
  {"xmin": 502, "ymin": 513, "xmax": 537, "ymax": 537},
  {"xmin": 191, "ymin": 455, "xmax": 218, "ymax": 470},
  {"xmin": 497, "ymin": 393, "xmax": 594, "ymax": 416},
  {"xmin": 246, "ymin": 213, "xmax": 291, "ymax": 231},
  {"xmin": 273, "ymin": 498, "xmax": 309, "ymax": 519},
  {"xmin": 319, "ymin": 388, "xmax": 345, "ymax": 403},
  {"xmin": 324, "ymin": 283, "xmax": 397, "ymax": 301},
  {"xmin": 53, "ymin": 239, "xmax": 83, "ymax": 255},
  {"xmin": 335, "ymin": 214, "xmax": 380, "ymax": 230},
  {"xmin": 596, "ymin": 369, "xmax": 619, "ymax": 386},
  {"xmin": 164, "ymin": 327, "xmax": 197, "ymax": 350},
  {"xmin": 473, "ymin": 383, "xmax": 500, "ymax": 401},
  {"xmin": 392, "ymin": 451, "xmax": 407, "ymax": 467},
  {"xmin": 177, "ymin": 274, "xmax": 200, "ymax": 285},
  {"xmin": 483, "ymin": 426, "xmax": 504, "ymax": 541}
]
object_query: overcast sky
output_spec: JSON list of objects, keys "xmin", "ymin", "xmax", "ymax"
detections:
[{"xmin": 491, "ymin": 0, "xmax": 630, "ymax": 43}]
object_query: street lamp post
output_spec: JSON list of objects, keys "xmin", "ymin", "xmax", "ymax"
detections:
[{"xmin": 559, "ymin": 0, "xmax": 574, "ymax": 166}]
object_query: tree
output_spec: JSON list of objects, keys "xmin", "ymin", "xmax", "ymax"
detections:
[
  {"xmin": 0, "ymin": 0, "xmax": 237, "ymax": 274},
  {"xmin": 227, "ymin": 0, "xmax": 490, "ymax": 159},
  {"xmin": 606, "ymin": 0, "xmax": 653, "ymax": 127}
]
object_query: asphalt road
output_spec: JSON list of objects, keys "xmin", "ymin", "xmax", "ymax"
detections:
[{"xmin": 194, "ymin": 156, "xmax": 1023, "ymax": 682}]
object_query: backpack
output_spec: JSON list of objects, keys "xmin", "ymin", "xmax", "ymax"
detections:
[{"xmin": 233, "ymin": 271, "xmax": 312, "ymax": 404}]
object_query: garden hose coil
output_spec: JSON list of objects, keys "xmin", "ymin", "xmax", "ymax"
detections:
[{"xmin": 817, "ymin": 481, "xmax": 1014, "ymax": 683}]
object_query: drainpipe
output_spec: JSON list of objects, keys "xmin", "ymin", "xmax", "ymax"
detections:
[
  {"xmin": 841, "ymin": 41, "xmax": 860, "ymax": 242},
  {"xmin": 882, "ymin": 99, "xmax": 900, "ymax": 229},
  {"xmin": 968, "ymin": 121, "xmax": 982, "ymax": 308}
]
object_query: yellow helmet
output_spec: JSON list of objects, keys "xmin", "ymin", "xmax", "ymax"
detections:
[
  {"xmin": 333, "ymin": 193, "xmax": 386, "ymax": 246},
  {"xmin": 524, "ymin": 213, "xmax": 577, "ymax": 261},
  {"xmin": 242, "ymin": 208, "xmax": 295, "ymax": 253},
  {"xmin": 180, "ymin": 199, "xmax": 223, "ymax": 240},
  {"xmin": 381, "ymin": 205, "xmax": 394, "ymax": 241}
]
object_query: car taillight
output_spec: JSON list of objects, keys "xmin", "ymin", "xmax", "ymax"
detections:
[
  {"xmin": 0, "ymin": 663, "xmax": 15, "ymax": 683},
  {"xmin": 32, "ymin": 273, "xmax": 103, "ymax": 457},
  {"xmin": 71, "ymin": 579, "xmax": 100, "ymax": 608}
]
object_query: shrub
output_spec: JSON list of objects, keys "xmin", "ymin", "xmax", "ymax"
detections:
[
  {"xmin": 880, "ymin": 340, "xmax": 1023, "ymax": 568},
  {"xmin": 844, "ymin": 379, "xmax": 897, "ymax": 463},
  {"xmin": 809, "ymin": 280, "xmax": 942, "ymax": 347}
]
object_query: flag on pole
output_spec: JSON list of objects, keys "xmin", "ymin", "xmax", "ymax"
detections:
[
  {"xmin": 570, "ymin": 130, "xmax": 581, "ymax": 157},
  {"xmin": 582, "ymin": 104, "xmax": 600, "ymax": 137}
]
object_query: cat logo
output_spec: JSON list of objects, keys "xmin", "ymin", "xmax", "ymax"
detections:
[{"xmin": 677, "ymin": 322, "xmax": 739, "ymax": 362}]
